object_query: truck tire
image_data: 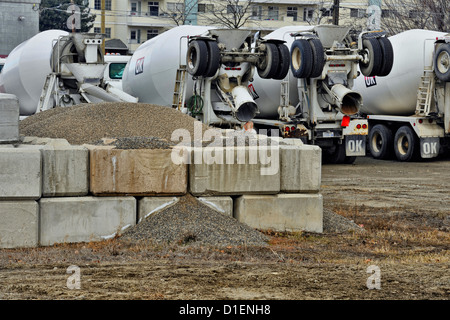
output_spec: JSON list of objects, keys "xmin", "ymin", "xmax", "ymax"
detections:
[
  {"xmin": 323, "ymin": 142, "xmax": 347, "ymax": 164},
  {"xmin": 359, "ymin": 38, "xmax": 383, "ymax": 77},
  {"xmin": 186, "ymin": 40, "xmax": 208, "ymax": 77},
  {"xmin": 308, "ymin": 38, "xmax": 325, "ymax": 78},
  {"xmin": 434, "ymin": 43, "xmax": 450, "ymax": 82},
  {"xmin": 290, "ymin": 39, "xmax": 313, "ymax": 79},
  {"xmin": 257, "ymin": 42, "xmax": 280, "ymax": 79},
  {"xmin": 273, "ymin": 43, "xmax": 290, "ymax": 80},
  {"xmin": 369, "ymin": 124, "xmax": 393, "ymax": 159},
  {"xmin": 394, "ymin": 126, "xmax": 419, "ymax": 162},
  {"xmin": 377, "ymin": 37, "xmax": 394, "ymax": 77},
  {"xmin": 204, "ymin": 40, "xmax": 221, "ymax": 78}
]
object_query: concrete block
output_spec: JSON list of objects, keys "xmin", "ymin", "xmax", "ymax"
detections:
[
  {"xmin": 138, "ymin": 197, "xmax": 179, "ymax": 223},
  {"xmin": 280, "ymin": 145, "xmax": 321, "ymax": 193},
  {"xmin": 39, "ymin": 197, "xmax": 136, "ymax": 246},
  {"xmin": 234, "ymin": 194, "xmax": 323, "ymax": 233},
  {"xmin": 0, "ymin": 201, "xmax": 39, "ymax": 248},
  {"xmin": 41, "ymin": 145, "xmax": 89, "ymax": 197},
  {"xmin": 0, "ymin": 147, "xmax": 42, "ymax": 199},
  {"xmin": 22, "ymin": 136, "xmax": 71, "ymax": 147},
  {"xmin": 197, "ymin": 196, "xmax": 234, "ymax": 216},
  {"xmin": 89, "ymin": 148, "xmax": 187, "ymax": 196},
  {"xmin": 0, "ymin": 94, "xmax": 19, "ymax": 143},
  {"xmin": 188, "ymin": 146, "xmax": 280, "ymax": 196}
]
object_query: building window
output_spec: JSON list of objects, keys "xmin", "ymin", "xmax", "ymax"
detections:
[
  {"xmin": 130, "ymin": 29, "xmax": 141, "ymax": 44},
  {"xmin": 350, "ymin": 8, "xmax": 366, "ymax": 18},
  {"xmin": 94, "ymin": 27, "xmax": 111, "ymax": 38},
  {"xmin": 287, "ymin": 7, "xmax": 298, "ymax": 21},
  {"xmin": 250, "ymin": 5, "xmax": 262, "ymax": 20},
  {"xmin": 148, "ymin": 2, "xmax": 159, "ymax": 16},
  {"xmin": 227, "ymin": 4, "xmax": 243, "ymax": 15},
  {"xmin": 268, "ymin": 6, "xmax": 279, "ymax": 20},
  {"xmin": 303, "ymin": 8, "xmax": 314, "ymax": 22},
  {"xmin": 130, "ymin": 1, "xmax": 142, "ymax": 15},
  {"xmin": 147, "ymin": 29, "xmax": 158, "ymax": 40},
  {"xmin": 94, "ymin": 0, "xmax": 111, "ymax": 10},
  {"xmin": 167, "ymin": 2, "xmax": 184, "ymax": 12},
  {"xmin": 198, "ymin": 3, "xmax": 214, "ymax": 13}
]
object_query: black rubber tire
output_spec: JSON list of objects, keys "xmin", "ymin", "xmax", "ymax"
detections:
[
  {"xmin": 290, "ymin": 39, "xmax": 313, "ymax": 79},
  {"xmin": 393, "ymin": 126, "xmax": 419, "ymax": 162},
  {"xmin": 359, "ymin": 38, "xmax": 383, "ymax": 77},
  {"xmin": 308, "ymin": 38, "xmax": 325, "ymax": 78},
  {"xmin": 204, "ymin": 40, "xmax": 221, "ymax": 78},
  {"xmin": 186, "ymin": 40, "xmax": 208, "ymax": 77},
  {"xmin": 323, "ymin": 142, "xmax": 347, "ymax": 164},
  {"xmin": 368, "ymin": 124, "xmax": 394, "ymax": 160},
  {"xmin": 257, "ymin": 42, "xmax": 280, "ymax": 79},
  {"xmin": 377, "ymin": 37, "xmax": 394, "ymax": 77},
  {"xmin": 434, "ymin": 43, "xmax": 450, "ymax": 82},
  {"xmin": 273, "ymin": 43, "xmax": 290, "ymax": 80}
]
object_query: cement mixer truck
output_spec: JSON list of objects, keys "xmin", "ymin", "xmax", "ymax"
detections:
[
  {"xmin": 0, "ymin": 30, "xmax": 137, "ymax": 117},
  {"xmin": 122, "ymin": 25, "xmax": 392, "ymax": 163},
  {"xmin": 354, "ymin": 29, "xmax": 450, "ymax": 161}
]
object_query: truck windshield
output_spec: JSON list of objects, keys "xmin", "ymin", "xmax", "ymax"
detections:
[{"xmin": 109, "ymin": 63, "xmax": 127, "ymax": 79}]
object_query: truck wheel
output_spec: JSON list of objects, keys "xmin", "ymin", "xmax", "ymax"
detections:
[
  {"xmin": 394, "ymin": 126, "xmax": 419, "ymax": 162},
  {"xmin": 273, "ymin": 43, "xmax": 290, "ymax": 80},
  {"xmin": 290, "ymin": 39, "xmax": 313, "ymax": 78},
  {"xmin": 204, "ymin": 40, "xmax": 221, "ymax": 78},
  {"xmin": 257, "ymin": 42, "xmax": 280, "ymax": 79},
  {"xmin": 308, "ymin": 38, "xmax": 325, "ymax": 78},
  {"xmin": 360, "ymin": 38, "xmax": 383, "ymax": 77},
  {"xmin": 323, "ymin": 142, "xmax": 346, "ymax": 164},
  {"xmin": 369, "ymin": 124, "xmax": 393, "ymax": 159},
  {"xmin": 434, "ymin": 43, "xmax": 450, "ymax": 82},
  {"xmin": 377, "ymin": 37, "xmax": 394, "ymax": 77},
  {"xmin": 186, "ymin": 40, "xmax": 208, "ymax": 77}
]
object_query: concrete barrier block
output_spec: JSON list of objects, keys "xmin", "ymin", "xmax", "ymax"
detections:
[
  {"xmin": 234, "ymin": 194, "xmax": 323, "ymax": 233},
  {"xmin": 0, "ymin": 94, "xmax": 19, "ymax": 143},
  {"xmin": 89, "ymin": 148, "xmax": 187, "ymax": 196},
  {"xmin": 188, "ymin": 146, "xmax": 280, "ymax": 196},
  {"xmin": 0, "ymin": 201, "xmax": 39, "ymax": 248},
  {"xmin": 280, "ymin": 145, "xmax": 321, "ymax": 193},
  {"xmin": 41, "ymin": 145, "xmax": 89, "ymax": 197},
  {"xmin": 39, "ymin": 197, "xmax": 136, "ymax": 246},
  {"xmin": 138, "ymin": 197, "xmax": 179, "ymax": 223},
  {"xmin": 197, "ymin": 196, "xmax": 234, "ymax": 216},
  {"xmin": 22, "ymin": 136, "xmax": 71, "ymax": 147},
  {"xmin": 0, "ymin": 147, "xmax": 42, "ymax": 199}
]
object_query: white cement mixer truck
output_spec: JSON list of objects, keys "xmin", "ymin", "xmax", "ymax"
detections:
[
  {"xmin": 0, "ymin": 30, "xmax": 137, "ymax": 116},
  {"xmin": 122, "ymin": 25, "xmax": 391, "ymax": 163},
  {"xmin": 354, "ymin": 29, "xmax": 450, "ymax": 161}
]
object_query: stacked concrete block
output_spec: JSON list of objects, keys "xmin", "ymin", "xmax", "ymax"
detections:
[
  {"xmin": 0, "ymin": 94, "xmax": 19, "ymax": 143},
  {"xmin": 138, "ymin": 197, "xmax": 180, "ymax": 223},
  {"xmin": 197, "ymin": 196, "xmax": 234, "ymax": 216},
  {"xmin": 0, "ymin": 201, "xmax": 39, "ymax": 248},
  {"xmin": 234, "ymin": 194, "xmax": 323, "ymax": 233},
  {"xmin": 89, "ymin": 147, "xmax": 188, "ymax": 196},
  {"xmin": 188, "ymin": 146, "xmax": 281, "ymax": 196},
  {"xmin": 39, "ymin": 197, "xmax": 136, "ymax": 246}
]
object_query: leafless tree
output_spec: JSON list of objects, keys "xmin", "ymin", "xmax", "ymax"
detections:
[
  {"xmin": 199, "ymin": 0, "xmax": 257, "ymax": 29},
  {"xmin": 382, "ymin": 0, "xmax": 449, "ymax": 35},
  {"xmin": 160, "ymin": 0, "xmax": 199, "ymax": 26}
]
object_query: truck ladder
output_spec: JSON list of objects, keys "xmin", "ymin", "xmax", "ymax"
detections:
[
  {"xmin": 415, "ymin": 67, "xmax": 435, "ymax": 116},
  {"xmin": 37, "ymin": 73, "xmax": 58, "ymax": 113},
  {"xmin": 172, "ymin": 65, "xmax": 187, "ymax": 110}
]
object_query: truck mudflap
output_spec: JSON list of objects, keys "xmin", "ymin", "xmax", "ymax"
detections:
[
  {"xmin": 420, "ymin": 137, "xmax": 440, "ymax": 159},
  {"xmin": 345, "ymin": 135, "xmax": 366, "ymax": 156}
]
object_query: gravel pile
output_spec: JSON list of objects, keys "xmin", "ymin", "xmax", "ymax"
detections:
[
  {"xmin": 323, "ymin": 209, "xmax": 365, "ymax": 234},
  {"xmin": 19, "ymin": 102, "xmax": 212, "ymax": 146},
  {"xmin": 120, "ymin": 194, "xmax": 270, "ymax": 247},
  {"xmin": 91, "ymin": 136, "xmax": 175, "ymax": 149}
]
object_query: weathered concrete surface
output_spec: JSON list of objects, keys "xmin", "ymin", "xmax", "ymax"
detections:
[
  {"xmin": 41, "ymin": 145, "xmax": 89, "ymax": 197},
  {"xmin": 280, "ymin": 145, "xmax": 322, "ymax": 193},
  {"xmin": 0, "ymin": 201, "xmax": 39, "ymax": 248},
  {"xmin": 234, "ymin": 194, "xmax": 323, "ymax": 233},
  {"xmin": 89, "ymin": 148, "xmax": 187, "ymax": 196},
  {"xmin": 22, "ymin": 136, "xmax": 71, "ymax": 147},
  {"xmin": 197, "ymin": 196, "xmax": 234, "ymax": 216},
  {"xmin": 39, "ymin": 197, "xmax": 136, "ymax": 246},
  {"xmin": 0, "ymin": 146, "xmax": 42, "ymax": 199},
  {"xmin": 0, "ymin": 94, "xmax": 19, "ymax": 143},
  {"xmin": 138, "ymin": 197, "xmax": 179, "ymax": 223},
  {"xmin": 188, "ymin": 146, "xmax": 280, "ymax": 196}
]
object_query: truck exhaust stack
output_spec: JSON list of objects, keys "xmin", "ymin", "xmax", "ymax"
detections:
[
  {"xmin": 231, "ymin": 86, "xmax": 258, "ymax": 122},
  {"xmin": 329, "ymin": 84, "xmax": 362, "ymax": 116}
]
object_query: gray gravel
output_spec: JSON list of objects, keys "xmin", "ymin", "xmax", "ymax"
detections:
[
  {"xmin": 91, "ymin": 136, "xmax": 175, "ymax": 149},
  {"xmin": 323, "ymin": 209, "xmax": 365, "ymax": 234},
  {"xmin": 120, "ymin": 194, "xmax": 270, "ymax": 247}
]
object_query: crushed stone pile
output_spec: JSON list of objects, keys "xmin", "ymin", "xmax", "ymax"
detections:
[
  {"xmin": 19, "ymin": 102, "xmax": 213, "ymax": 146},
  {"xmin": 91, "ymin": 136, "xmax": 175, "ymax": 150},
  {"xmin": 120, "ymin": 194, "xmax": 270, "ymax": 247}
]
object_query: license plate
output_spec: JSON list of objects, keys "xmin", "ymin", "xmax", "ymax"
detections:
[
  {"xmin": 345, "ymin": 136, "xmax": 366, "ymax": 156},
  {"xmin": 420, "ymin": 138, "xmax": 440, "ymax": 159}
]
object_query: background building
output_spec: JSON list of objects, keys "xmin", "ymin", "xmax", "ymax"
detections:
[{"xmin": 0, "ymin": 0, "xmax": 41, "ymax": 57}]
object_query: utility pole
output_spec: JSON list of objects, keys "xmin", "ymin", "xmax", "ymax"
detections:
[
  {"xmin": 333, "ymin": 0, "xmax": 340, "ymax": 25},
  {"xmin": 101, "ymin": 0, "xmax": 106, "ymax": 54}
]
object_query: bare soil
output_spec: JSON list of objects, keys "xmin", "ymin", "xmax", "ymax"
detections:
[{"xmin": 0, "ymin": 156, "xmax": 449, "ymax": 302}]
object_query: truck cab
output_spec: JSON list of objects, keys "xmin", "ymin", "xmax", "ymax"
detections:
[{"xmin": 104, "ymin": 54, "xmax": 131, "ymax": 90}]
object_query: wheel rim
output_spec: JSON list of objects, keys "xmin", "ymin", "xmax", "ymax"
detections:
[
  {"xmin": 436, "ymin": 50, "xmax": 450, "ymax": 75},
  {"xmin": 372, "ymin": 132, "xmax": 382, "ymax": 153},
  {"xmin": 291, "ymin": 47, "xmax": 302, "ymax": 71},
  {"xmin": 397, "ymin": 133, "xmax": 409, "ymax": 156}
]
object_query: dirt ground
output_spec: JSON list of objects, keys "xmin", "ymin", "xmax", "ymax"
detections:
[{"xmin": 0, "ymin": 155, "xmax": 449, "ymax": 303}]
